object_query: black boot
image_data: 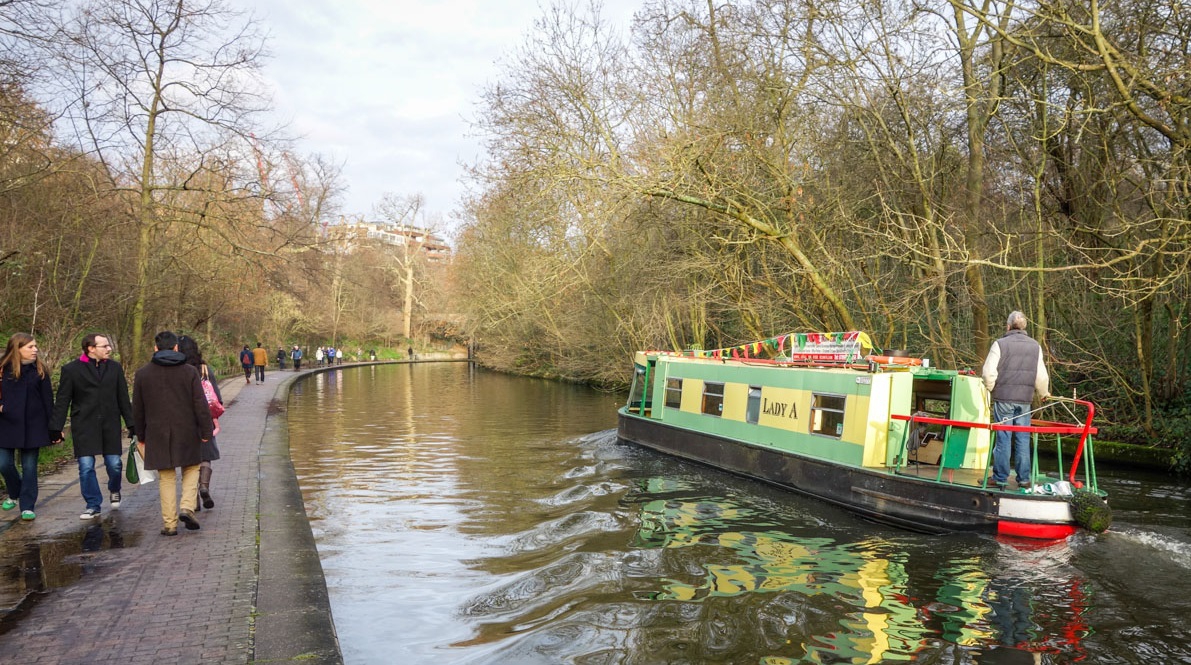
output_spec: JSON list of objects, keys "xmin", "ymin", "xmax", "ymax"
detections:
[{"xmin": 199, "ymin": 465, "xmax": 214, "ymax": 509}]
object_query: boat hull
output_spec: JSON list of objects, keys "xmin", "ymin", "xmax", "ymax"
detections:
[{"xmin": 618, "ymin": 409, "xmax": 1076, "ymax": 538}]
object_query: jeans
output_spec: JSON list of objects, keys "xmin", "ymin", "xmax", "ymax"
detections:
[
  {"xmin": 0, "ymin": 448, "xmax": 40, "ymax": 511},
  {"xmin": 255, "ymin": 365, "xmax": 265, "ymax": 382},
  {"xmin": 79, "ymin": 454, "xmax": 123, "ymax": 510},
  {"xmin": 992, "ymin": 401, "xmax": 1032, "ymax": 485}
]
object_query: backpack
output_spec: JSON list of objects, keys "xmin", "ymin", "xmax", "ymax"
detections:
[{"xmin": 240, "ymin": 349, "xmax": 253, "ymax": 366}]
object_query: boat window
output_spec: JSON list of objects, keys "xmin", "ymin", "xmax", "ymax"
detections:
[
  {"xmin": 810, "ymin": 393, "xmax": 846, "ymax": 438},
  {"xmin": 702, "ymin": 382, "xmax": 725, "ymax": 416},
  {"xmin": 746, "ymin": 386, "xmax": 761, "ymax": 424},
  {"xmin": 664, "ymin": 378, "xmax": 683, "ymax": 409},
  {"xmin": 627, "ymin": 366, "xmax": 645, "ymax": 411}
]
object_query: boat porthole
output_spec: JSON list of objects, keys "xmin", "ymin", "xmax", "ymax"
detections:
[{"xmin": 972, "ymin": 498, "xmax": 981, "ymax": 507}]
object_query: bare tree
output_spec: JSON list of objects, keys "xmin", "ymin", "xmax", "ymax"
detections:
[{"xmin": 48, "ymin": 0, "xmax": 271, "ymax": 365}]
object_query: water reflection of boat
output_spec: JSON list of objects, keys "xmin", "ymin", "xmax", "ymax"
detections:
[
  {"xmin": 619, "ymin": 332, "xmax": 1108, "ymax": 539},
  {"xmin": 629, "ymin": 487, "xmax": 1090, "ymax": 662}
]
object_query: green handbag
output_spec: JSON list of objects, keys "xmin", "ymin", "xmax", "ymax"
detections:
[{"xmin": 125, "ymin": 440, "xmax": 139, "ymax": 484}]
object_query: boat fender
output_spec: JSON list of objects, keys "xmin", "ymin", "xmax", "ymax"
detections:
[{"xmin": 1066, "ymin": 490, "xmax": 1112, "ymax": 533}]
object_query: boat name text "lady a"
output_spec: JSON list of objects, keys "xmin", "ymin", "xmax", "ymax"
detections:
[{"xmin": 762, "ymin": 398, "xmax": 798, "ymax": 419}]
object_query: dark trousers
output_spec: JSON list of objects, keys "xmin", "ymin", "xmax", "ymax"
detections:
[
  {"xmin": 243, "ymin": 366, "xmax": 252, "ymax": 382},
  {"xmin": 255, "ymin": 365, "xmax": 265, "ymax": 382},
  {"xmin": 293, "ymin": 359, "xmax": 302, "ymax": 370}
]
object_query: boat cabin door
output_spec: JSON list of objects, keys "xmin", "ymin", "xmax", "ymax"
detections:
[
  {"xmin": 627, "ymin": 359, "xmax": 656, "ymax": 416},
  {"xmin": 908, "ymin": 375, "xmax": 989, "ymax": 470}
]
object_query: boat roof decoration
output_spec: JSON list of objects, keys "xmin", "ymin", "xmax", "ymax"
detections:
[{"xmin": 650, "ymin": 331, "xmax": 875, "ymax": 363}]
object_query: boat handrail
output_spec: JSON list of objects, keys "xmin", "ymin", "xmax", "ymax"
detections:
[
  {"xmin": 892, "ymin": 398, "xmax": 1098, "ymax": 486},
  {"xmin": 890, "ymin": 412, "xmax": 1098, "ymax": 436}
]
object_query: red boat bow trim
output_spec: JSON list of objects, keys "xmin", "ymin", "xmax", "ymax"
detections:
[{"xmin": 997, "ymin": 520, "xmax": 1077, "ymax": 540}]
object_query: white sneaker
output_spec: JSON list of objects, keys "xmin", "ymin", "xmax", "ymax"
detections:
[
  {"xmin": 110, "ymin": 492, "xmax": 122, "ymax": 508},
  {"xmin": 80, "ymin": 507, "xmax": 100, "ymax": 519}
]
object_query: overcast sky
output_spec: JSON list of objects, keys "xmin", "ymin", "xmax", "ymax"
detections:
[{"xmin": 245, "ymin": 0, "xmax": 639, "ymax": 230}]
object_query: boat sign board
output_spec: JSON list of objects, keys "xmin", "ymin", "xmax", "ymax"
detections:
[{"xmin": 786, "ymin": 332, "xmax": 873, "ymax": 363}]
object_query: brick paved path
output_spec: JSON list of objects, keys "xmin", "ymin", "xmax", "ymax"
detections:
[{"xmin": 0, "ymin": 367, "xmax": 343, "ymax": 664}]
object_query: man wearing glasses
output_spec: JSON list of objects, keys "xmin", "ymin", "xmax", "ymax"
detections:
[{"xmin": 50, "ymin": 333, "xmax": 135, "ymax": 519}]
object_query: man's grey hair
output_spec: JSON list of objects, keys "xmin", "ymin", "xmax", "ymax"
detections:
[{"xmin": 1007, "ymin": 311, "xmax": 1028, "ymax": 330}]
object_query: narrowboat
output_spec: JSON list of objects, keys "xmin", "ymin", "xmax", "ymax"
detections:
[{"xmin": 617, "ymin": 332, "xmax": 1110, "ymax": 539}]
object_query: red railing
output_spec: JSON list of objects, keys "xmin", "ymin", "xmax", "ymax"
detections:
[{"xmin": 891, "ymin": 398, "xmax": 1097, "ymax": 485}]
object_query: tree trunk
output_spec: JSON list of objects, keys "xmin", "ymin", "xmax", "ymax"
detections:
[{"xmin": 402, "ymin": 261, "xmax": 414, "ymax": 339}]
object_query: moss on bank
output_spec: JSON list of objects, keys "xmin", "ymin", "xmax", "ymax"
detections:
[{"xmin": 1037, "ymin": 437, "xmax": 1174, "ymax": 471}]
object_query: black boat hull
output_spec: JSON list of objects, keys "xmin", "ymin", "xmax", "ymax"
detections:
[{"xmin": 618, "ymin": 410, "xmax": 1075, "ymax": 537}]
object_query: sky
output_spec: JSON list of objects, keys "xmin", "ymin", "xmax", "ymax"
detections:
[{"xmin": 245, "ymin": 0, "xmax": 640, "ymax": 231}]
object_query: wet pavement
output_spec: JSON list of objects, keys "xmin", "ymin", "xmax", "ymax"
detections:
[{"xmin": 0, "ymin": 365, "xmax": 345, "ymax": 664}]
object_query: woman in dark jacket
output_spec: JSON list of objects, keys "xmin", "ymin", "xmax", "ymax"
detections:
[
  {"xmin": 178, "ymin": 336, "xmax": 221, "ymax": 510},
  {"xmin": 0, "ymin": 333, "xmax": 55, "ymax": 521}
]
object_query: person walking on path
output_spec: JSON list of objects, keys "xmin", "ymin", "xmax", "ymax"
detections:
[
  {"xmin": 276, "ymin": 346, "xmax": 287, "ymax": 370},
  {"xmin": 178, "ymin": 335, "xmax": 222, "ymax": 512},
  {"xmin": 982, "ymin": 311, "xmax": 1051, "ymax": 490},
  {"xmin": 239, "ymin": 345, "xmax": 254, "ymax": 384},
  {"xmin": 291, "ymin": 345, "xmax": 303, "ymax": 371},
  {"xmin": 326, "ymin": 346, "xmax": 335, "ymax": 366},
  {"xmin": 408, "ymin": 345, "xmax": 414, "ymax": 361},
  {"xmin": 133, "ymin": 330, "xmax": 214, "ymax": 536},
  {"xmin": 253, "ymin": 342, "xmax": 268, "ymax": 384},
  {"xmin": 50, "ymin": 332, "xmax": 134, "ymax": 520},
  {"xmin": 0, "ymin": 333, "xmax": 55, "ymax": 521},
  {"xmin": 315, "ymin": 346, "xmax": 324, "ymax": 367}
]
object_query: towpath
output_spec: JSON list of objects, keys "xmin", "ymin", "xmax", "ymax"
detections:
[{"xmin": 0, "ymin": 365, "xmax": 343, "ymax": 664}]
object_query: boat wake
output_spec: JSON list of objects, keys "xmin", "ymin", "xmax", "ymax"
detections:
[{"xmin": 1110, "ymin": 527, "xmax": 1191, "ymax": 568}]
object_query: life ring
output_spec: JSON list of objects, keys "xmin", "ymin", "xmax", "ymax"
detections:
[{"xmin": 866, "ymin": 355, "xmax": 924, "ymax": 366}]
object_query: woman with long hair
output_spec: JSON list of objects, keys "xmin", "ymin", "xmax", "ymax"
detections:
[
  {"xmin": 177, "ymin": 335, "xmax": 221, "ymax": 511},
  {"xmin": 0, "ymin": 333, "xmax": 55, "ymax": 521}
]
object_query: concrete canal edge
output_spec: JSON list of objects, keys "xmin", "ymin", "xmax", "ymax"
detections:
[{"xmin": 255, "ymin": 368, "xmax": 344, "ymax": 664}]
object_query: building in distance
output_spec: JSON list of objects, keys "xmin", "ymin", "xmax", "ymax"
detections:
[{"xmin": 330, "ymin": 219, "xmax": 450, "ymax": 263}]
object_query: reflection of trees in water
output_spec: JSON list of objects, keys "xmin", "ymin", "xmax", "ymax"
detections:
[{"xmin": 626, "ymin": 481, "xmax": 1090, "ymax": 663}]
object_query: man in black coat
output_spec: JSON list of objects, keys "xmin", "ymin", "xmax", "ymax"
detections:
[
  {"xmin": 133, "ymin": 330, "xmax": 214, "ymax": 536},
  {"xmin": 50, "ymin": 333, "xmax": 134, "ymax": 519}
]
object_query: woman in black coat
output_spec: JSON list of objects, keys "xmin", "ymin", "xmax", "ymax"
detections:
[
  {"xmin": 178, "ymin": 336, "xmax": 221, "ymax": 511},
  {"xmin": 0, "ymin": 333, "xmax": 55, "ymax": 521}
]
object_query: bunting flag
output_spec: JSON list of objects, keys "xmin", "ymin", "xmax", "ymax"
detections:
[{"xmin": 664, "ymin": 331, "xmax": 873, "ymax": 363}]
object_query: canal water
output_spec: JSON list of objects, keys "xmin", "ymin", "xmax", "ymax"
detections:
[{"xmin": 286, "ymin": 363, "xmax": 1191, "ymax": 664}]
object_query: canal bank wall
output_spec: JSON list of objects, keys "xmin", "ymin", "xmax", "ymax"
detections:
[{"xmin": 0, "ymin": 360, "xmax": 450, "ymax": 664}]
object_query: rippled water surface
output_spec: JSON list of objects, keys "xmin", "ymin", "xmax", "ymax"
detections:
[{"xmin": 286, "ymin": 363, "xmax": 1191, "ymax": 664}]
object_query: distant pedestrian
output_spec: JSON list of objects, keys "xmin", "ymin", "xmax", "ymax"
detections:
[
  {"xmin": 326, "ymin": 346, "xmax": 335, "ymax": 366},
  {"xmin": 276, "ymin": 346, "xmax": 287, "ymax": 370},
  {"xmin": 291, "ymin": 345, "xmax": 303, "ymax": 371},
  {"xmin": 408, "ymin": 346, "xmax": 414, "ymax": 361},
  {"xmin": 239, "ymin": 345, "xmax": 253, "ymax": 384},
  {"xmin": 133, "ymin": 331, "xmax": 214, "ymax": 536},
  {"xmin": 369, "ymin": 349, "xmax": 377, "ymax": 361},
  {"xmin": 315, "ymin": 347, "xmax": 324, "ymax": 367},
  {"xmin": 178, "ymin": 336, "xmax": 221, "ymax": 512},
  {"xmin": 50, "ymin": 333, "xmax": 135, "ymax": 520},
  {"xmin": 0, "ymin": 333, "xmax": 55, "ymax": 522},
  {"xmin": 252, "ymin": 342, "xmax": 268, "ymax": 384}
]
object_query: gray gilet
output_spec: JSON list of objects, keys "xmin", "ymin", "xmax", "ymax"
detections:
[{"xmin": 992, "ymin": 329, "xmax": 1041, "ymax": 404}]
